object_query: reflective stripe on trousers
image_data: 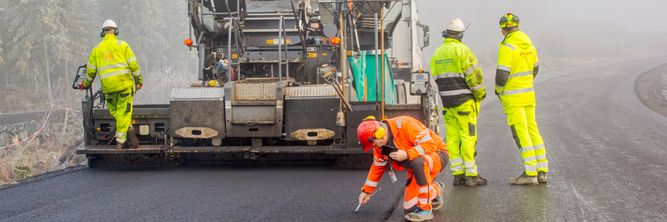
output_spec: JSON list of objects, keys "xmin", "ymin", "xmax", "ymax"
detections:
[
  {"xmin": 464, "ymin": 161, "xmax": 478, "ymax": 176},
  {"xmin": 534, "ymin": 144, "xmax": 548, "ymax": 172},
  {"xmin": 449, "ymin": 157, "xmax": 464, "ymax": 175},
  {"xmin": 521, "ymin": 145, "xmax": 538, "ymax": 175}
]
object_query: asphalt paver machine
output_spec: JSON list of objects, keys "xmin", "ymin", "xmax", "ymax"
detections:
[{"xmin": 74, "ymin": 0, "xmax": 438, "ymax": 167}]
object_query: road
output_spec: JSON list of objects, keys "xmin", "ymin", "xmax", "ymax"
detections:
[{"xmin": 2, "ymin": 55, "xmax": 667, "ymax": 221}]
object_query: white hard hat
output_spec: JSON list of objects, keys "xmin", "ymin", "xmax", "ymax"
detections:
[
  {"xmin": 102, "ymin": 20, "xmax": 118, "ymax": 29},
  {"xmin": 446, "ymin": 18, "xmax": 465, "ymax": 32}
]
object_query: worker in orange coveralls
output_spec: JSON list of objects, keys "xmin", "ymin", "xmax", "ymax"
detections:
[{"xmin": 356, "ymin": 116, "xmax": 449, "ymax": 222}]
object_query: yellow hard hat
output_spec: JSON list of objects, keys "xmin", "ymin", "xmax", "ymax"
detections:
[
  {"xmin": 499, "ymin": 13, "xmax": 519, "ymax": 28},
  {"xmin": 207, "ymin": 80, "xmax": 218, "ymax": 87}
]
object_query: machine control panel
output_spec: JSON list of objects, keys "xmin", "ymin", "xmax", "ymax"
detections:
[{"xmin": 410, "ymin": 72, "xmax": 429, "ymax": 95}]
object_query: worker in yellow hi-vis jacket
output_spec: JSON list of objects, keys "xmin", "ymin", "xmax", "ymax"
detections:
[
  {"xmin": 495, "ymin": 13, "xmax": 548, "ymax": 185},
  {"xmin": 430, "ymin": 18, "xmax": 487, "ymax": 187},
  {"xmin": 80, "ymin": 19, "xmax": 143, "ymax": 149}
]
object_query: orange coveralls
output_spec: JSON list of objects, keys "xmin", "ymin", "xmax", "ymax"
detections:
[{"xmin": 361, "ymin": 116, "xmax": 449, "ymax": 212}]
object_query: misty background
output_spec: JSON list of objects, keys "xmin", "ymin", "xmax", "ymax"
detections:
[
  {"xmin": 0, "ymin": 0, "xmax": 197, "ymax": 114},
  {"xmin": 2, "ymin": 0, "xmax": 667, "ymax": 113},
  {"xmin": 418, "ymin": 0, "xmax": 667, "ymax": 68}
]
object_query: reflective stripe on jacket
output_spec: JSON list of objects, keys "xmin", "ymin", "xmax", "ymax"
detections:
[
  {"xmin": 430, "ymin": 38, "xmax": 486, "ymax": 108},
  {"xmin": 362, "ymin": 116, "xmax": 448, "ymax": 194},
  {"xmin": 495, "ymin": 31, "xmax": 539, "ymax": 106},
  {"xmin": 84, "ymin": 34, "xmax": 142, "ymax": 93}
]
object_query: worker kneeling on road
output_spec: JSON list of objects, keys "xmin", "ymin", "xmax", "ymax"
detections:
[
  {"xmin": 357, "ymin": 116, "xmax": 449, "ymax": 222},
  {"xmin": 80, "ymin": 19, "xmax": 143, "ymax": 149}
]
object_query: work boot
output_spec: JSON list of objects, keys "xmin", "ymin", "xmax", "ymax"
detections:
[
  {"xmin": 127, "ymin": 126, "xmax": 140, "ymax": 149},
  {"xmin": 404, "ymin": 208, "xmax": 433, "ymax": 222},
  {"xmin": 510, "ymin": 173, "xmax": 539, "ymax": 185},
  {"xmin": 115, "ymin": 140, "xmax": 128, "ymax": 149},
  {"xmin": 432, "ymin": 181, "xmax": 445, "ymax": 211},
  {"xmin": 453, "ymin": 174, "xmax": 465, "ymax": 186},
  {"xmin": 538, "ymin": 172, "xmax": 548, "ymax": 183},
  {"xmin": 464, "ymin": 175, "xmax": 488, "ymax": 187}
]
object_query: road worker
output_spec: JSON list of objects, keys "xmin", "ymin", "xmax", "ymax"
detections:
[
  {"xmin": 495, "ymin": 13, "xmax": 548, "ymax": 185},
  {"xmin": 357, "ymin": 116, "xmax": 448, "ymax": 222},
  {"xmin": 430, "ymin": 18, "xmax": 487, "ymax": 187},
  {"xmin": 80, "ymin": 19, "xmax": 142, "ymax": 149}
]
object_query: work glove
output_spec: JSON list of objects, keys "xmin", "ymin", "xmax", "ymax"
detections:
[
  {"xmin": 78, "ymin": 82, "xmax": 86, "ymax": 90},
  {"xmin": 358, "ymin": 192, "xmax": 372, "ymax": 205},
  {"xmin": 136, "ymin": 83, "xmax": 143, "ymax": 91},
  {"xmin": 389, "ymin": 150, "xmax": 408, "ymax": 162}
]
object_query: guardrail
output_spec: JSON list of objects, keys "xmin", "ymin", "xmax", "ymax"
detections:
[{"xmin": 0, "ymin": 105, "xmax": 81, "ymax": 150}]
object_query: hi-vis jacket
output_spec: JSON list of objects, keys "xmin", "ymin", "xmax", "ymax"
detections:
[
  {"xmin": 362, "ymin": 116, "xmax": 448, "ymax": 194},
  {"xmin": 495, "ymin": 31, "xmax": 539, "ymax": 106},
  {"xmin": 430, "ymin": 38, "xmax": 486, "ymax": 108},
  {"xmin": 84, "ymin": 34, "xmax": 142, "ymax": 93}
]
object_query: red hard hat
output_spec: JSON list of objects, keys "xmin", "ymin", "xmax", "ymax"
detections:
[{"xmin": 357, "ymin": 117, "xmax": 382, "ymax": 152}]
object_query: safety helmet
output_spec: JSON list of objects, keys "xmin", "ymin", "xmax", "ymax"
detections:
[
  {"xmin": 499, "ymin": 13, "xmax": 519, "ymax": 28},
  {"xmin": 446, "ymin": 18, "xmax": 465, "ymax": 32},
  {"xmin": 102, "ymin": 20, "xmax": 118, "ymax": 29},
  {"xmin": 357, "ymin": 116, "xmax": 386, "ymax": 152}
]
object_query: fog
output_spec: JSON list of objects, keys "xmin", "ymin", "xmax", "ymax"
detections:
[{"xmin": 418, "ymin": 0, "xmax": 667, "ymax": 67}]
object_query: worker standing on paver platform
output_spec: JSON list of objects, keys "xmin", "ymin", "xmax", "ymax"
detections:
[
  {"xmin": 80, "ymin": 19, "xmax": 142, "ymax": 149},
  {"xmin": 430, "ymin": 18, "xmax": 487, "ymax": 187},
  {"xmin": 356, "ymin": 116, "xmax": 448, "ymax": 222},
  {"xmin": 495, "ymin": 13, "xmax": 549, "ymax": 185}
]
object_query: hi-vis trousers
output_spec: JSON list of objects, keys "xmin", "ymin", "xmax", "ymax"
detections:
[
  {"xmin": 502, "ymin": 104, "xmax": 548, "ymax": 176},
  {"xmin": 106, "ymin": 87, "xmax": 134, "ymax": 144},
  {"xmin": 443, "ymin": 99, "xmax": 480, "ymax": 176},
  {"xmin": 400, "ymin": 150, "xmax": 448, "ymax": 212}
]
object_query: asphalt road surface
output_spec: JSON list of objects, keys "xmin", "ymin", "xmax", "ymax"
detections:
[{"xmin": 2, "ymin": 55, "xmax": 667, "ymax": 221}]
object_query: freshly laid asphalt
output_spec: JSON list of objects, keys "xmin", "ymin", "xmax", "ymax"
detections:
[{"xmin": 2, "ymin": 55, "xmax": 667, "ymax": 221}]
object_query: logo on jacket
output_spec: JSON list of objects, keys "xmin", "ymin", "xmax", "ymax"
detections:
[
  {"xmin": 103, "ymin": 50, "xmax": 114, "ymax": 62},
  {"xmin": 520, "ymin": 50, "xmax": 533, "ymax": 57},
  {"xmin": 435, "ymin": 59, "xmax": 452, "ymax": 64}
]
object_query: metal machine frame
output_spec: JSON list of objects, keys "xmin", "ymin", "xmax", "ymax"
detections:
[{"xmin": 74, "ymin": 0, "xmax": 438, "ymax": 167}]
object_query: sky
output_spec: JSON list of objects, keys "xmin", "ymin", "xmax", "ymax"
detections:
[{"xmin": 417, "ymin": 0, "xmax": 667, "ymax": 66}]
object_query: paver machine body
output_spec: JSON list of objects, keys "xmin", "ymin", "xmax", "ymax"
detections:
[{"xmin": 74, "ymin": 0, "xmax": 438, "ymax": 167}]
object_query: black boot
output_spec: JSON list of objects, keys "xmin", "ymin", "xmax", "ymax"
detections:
[
  {"xmin": 453, "ymin": 174, "xmax": 465, "ymax": 186},
  {"xmin": 127, "ymin": 126, "xmax": 140, "ymax": 149}
]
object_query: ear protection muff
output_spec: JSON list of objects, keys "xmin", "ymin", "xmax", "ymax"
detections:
[
  {"xmin": 374, "ymin": 125, "xmax": 386, "ymax": 139},
  {"xmin": 500, "ymin": 13, "xmax": 520, "ymax": 28},
  {"xmin": 100, "ymin": 28, "xmax": 120, "ymax": 38},
  {"xmin": 363, "ymin": 116, "xmax": 386, "ymax": 142},
  {"xmin": 441, "ymin": 30, "xmax": 465, "ymax": 40},
  {"xmin": 455, "ymin": 32, "xmax": 464, "ymax": 40}
]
